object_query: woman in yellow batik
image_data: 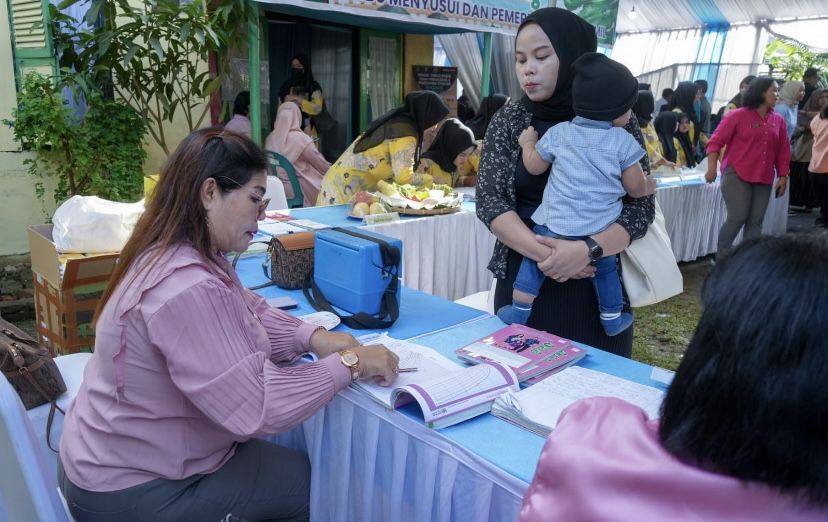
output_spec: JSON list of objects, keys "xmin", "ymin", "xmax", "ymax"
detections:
[
  {"xmin": 279, "ymin": 53, "xmax": 325, "ymax": 144},
  {"xmin": 633, "ymin": 90, "xmax": 677, "ymax": 169},
  {"xmin": 317, "ymin": 91, "xmax": 449, "ymax": 205},
  {"xmin": 417, "ymin": 118, "xmax": 478, "ymax": 187}
]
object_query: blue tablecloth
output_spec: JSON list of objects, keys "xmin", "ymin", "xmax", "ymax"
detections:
[{"xmin": 234, "ymin": 253, "xmax": 487, "ymax": 340}]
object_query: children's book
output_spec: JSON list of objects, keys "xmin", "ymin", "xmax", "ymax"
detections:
[
  {"xmin": 454, "ymin": 324, "xmax": 586, "ymax": 382},
  {"xmin": 491, "ymin": 366, "xmax": 665, "ymax": 436},
  {"xmin": 353, "ymin": 334, "xmax": 519, "ymax": 429}
]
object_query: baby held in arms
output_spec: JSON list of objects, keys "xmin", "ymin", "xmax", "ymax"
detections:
[{"xmin": 497, "ymin": 53, "xmax": 654, "ymax": 336}]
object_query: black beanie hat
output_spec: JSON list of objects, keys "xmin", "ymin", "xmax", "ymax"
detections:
[{"xmin": 572, "ymin": 53, "xmax": 639, "ymax": 121}]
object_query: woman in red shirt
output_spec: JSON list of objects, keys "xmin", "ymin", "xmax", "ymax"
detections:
[{"xmin": 706, "ymin": 77, "xmax": 790, "ymax": 256}]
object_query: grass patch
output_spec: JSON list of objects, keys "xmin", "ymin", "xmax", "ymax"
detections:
[{"xmin": 631, "ymin": 258, "xmax": 711, "ymax": 371}]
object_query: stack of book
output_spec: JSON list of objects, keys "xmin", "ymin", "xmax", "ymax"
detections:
[{"xmin": 454, "ymin": 324, "xmax": 586, "ymax": 383}]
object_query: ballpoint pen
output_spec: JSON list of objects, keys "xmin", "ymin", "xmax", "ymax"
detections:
[{"xmin": 396, "ymin": 367, "xmax": 417, "ymax": 373}]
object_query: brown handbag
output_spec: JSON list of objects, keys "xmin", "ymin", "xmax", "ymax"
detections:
[
  {"xmin": 1, "ymin": 318, "xmax": 67, "ymax": 451},
  {"xmin": 268, "ymin": 232, "xmax": 315, "ymax": 289},
  {"xmin": 233, "ymin": 232, "xmax": 315, "ymax": 290}
]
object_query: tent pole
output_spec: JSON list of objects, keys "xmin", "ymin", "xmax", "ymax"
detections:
[
  {"xmin": 481, "ymin": 32, "xmax": 493, "ymax": 98},
  {"xmin": 248, "ymin": 0, "xmax": 262, "ymax": 144}
]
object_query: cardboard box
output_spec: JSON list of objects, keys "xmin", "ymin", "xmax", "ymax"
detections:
[{"xmin": 28, "ymin": 225, "xmax": 118, "ymax": 356}]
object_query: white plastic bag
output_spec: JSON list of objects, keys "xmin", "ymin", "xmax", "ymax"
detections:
[{"xmin": 52, "ymin": 196, "xmax": 145, "ymax": 253}]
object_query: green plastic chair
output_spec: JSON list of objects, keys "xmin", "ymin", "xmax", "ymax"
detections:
[{"xmin": 267, "ymin": 151, "xmax": 304, "ymax": 208}]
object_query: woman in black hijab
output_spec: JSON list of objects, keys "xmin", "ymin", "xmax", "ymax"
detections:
[
  {"xmin": 316, "ymin": 91, "xmax": 449, "ymax": 205},
  {"xmin": 418, "ymin": 118, "xmax": 477, "ymax": 187},
  {"xmin": 668, "ymin": 81, "xmax": 703, "ymax": 147},
  {"xmin": 475, "ymin": 7, "xmax": 655, "ymax": 357},
  {"xmin": 278, "ymin": 53, "xmax": 326, "ymax": 139},
  {"xmin": 467, "ymin": 94, "xmax": 509, "ymax": 140},
  {"xmin": 635, "ymin": 90, "xmax": 677, "ymax": 169},
  {"xmin": 653, "ymin": 111, "xmax": 681, "ymax": 164}
]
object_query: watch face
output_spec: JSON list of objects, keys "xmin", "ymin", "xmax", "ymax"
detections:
[{"xmin": 341, "ymin": 351, "xmax": 358, "ymax": 366}]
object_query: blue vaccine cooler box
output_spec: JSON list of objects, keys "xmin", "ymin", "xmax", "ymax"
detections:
[{"xmin": 313, "ymin": 228, "xmax": 402, "ymax": 316}]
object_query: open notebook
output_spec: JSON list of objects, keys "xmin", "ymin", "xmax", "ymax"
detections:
[
  {"xmin": 491, "ymin": 366, "xmax": 664, "ymax": 437},
  {"xmin": 354, "ymin": 334, "xmax": 519, "ymax": 429}
]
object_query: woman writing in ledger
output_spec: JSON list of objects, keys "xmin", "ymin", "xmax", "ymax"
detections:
[
  {"xmin": 519, "ymin": 234, "xmax": 828, "ymax": 521},
  {"xmin": 58, "ymin": 128, "xmax": 399, "ymax": 521},
  {"xmin": 706, "ymin": 77, "xmax": 790, "ymax": 256},
  {"xmin": 317, "ymin": 90, "xmax": 449, "ymax": 205},
  {"xmin": 417, "ymin": 118, "xmax": 478, "ymax": 187},
  {"xmin": 265, "ymin": 102, "xmax": 330, "ymax": 206},
  {"xmin": 476, "ymin": 7, "xmax": 654, "ymax": 357}
]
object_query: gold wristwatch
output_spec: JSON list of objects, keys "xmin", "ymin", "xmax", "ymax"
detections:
[{"xmin": 339, "ymin": 350, "xmax": 360, "ymax": 382}]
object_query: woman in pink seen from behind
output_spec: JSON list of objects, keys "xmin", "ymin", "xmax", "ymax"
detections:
[
  {"xmin": 265, "ymin": 101, "xmax": 330, "ymax": 206},
  {"xmin": 520, "ymin": 234, "xmax": 828, "ymax": 521}
]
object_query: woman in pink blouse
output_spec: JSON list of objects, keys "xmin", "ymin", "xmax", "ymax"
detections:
[
  {"xmin": 58, "ymin": 128, "xmax": 399, "ymax": 521},
  {"xmin": 705, "ymin": 76, "xmax": 790, "ymax": 256},
  {"xmin": 520, "ymin": 234, "xmax": 828, "ymax": 521}
]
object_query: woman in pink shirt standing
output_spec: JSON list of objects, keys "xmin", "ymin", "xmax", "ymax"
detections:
[
  {"xmin": 58, "ymin": 128, "xmax": 399, "ymax": 521},
  {"xmin": 705, "ymin": 76, "xmax": 790, "ymax": 256},
  {"xmin": 519, "ymin": 234, "xmax": 828, "ymax": 522}
]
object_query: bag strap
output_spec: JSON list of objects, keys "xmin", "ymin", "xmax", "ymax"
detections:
[
  {"xmin": 302, "ymin": 228, "xmax": 401, "ymax": 329},
  {"xmin": 231, "ymin": 241, "xmax": 276, "ymax": 291},
  {"xmin": 16, "ymin": 366, "xmax": 65, "ymax": 452}
]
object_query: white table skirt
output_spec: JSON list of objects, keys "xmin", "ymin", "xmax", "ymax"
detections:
[
  {"xmin": 656, "ymin": 181, "xmax": 789, "ymax": 262},
  {"xmin": 365, "ymin": 210, "xmax": 496, "ymax": 302},
  {"xmin": 268, "ymin": 387, "xmax": 527, "ymax": 522}
]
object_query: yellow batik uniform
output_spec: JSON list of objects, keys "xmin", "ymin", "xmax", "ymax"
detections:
[{"xmin": 316, "ymin": 135, "xmax": 432, "ymax": 205}]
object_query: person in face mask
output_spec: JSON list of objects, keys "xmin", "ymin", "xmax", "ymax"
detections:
[{"xmin": 278, "ymin": 53, "xmax": 326, "ymax": 143}]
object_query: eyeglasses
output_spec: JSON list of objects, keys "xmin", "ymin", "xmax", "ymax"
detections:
[{"xmin": 218, "ymin": 177, "xmax": 270, "ymax": 213}]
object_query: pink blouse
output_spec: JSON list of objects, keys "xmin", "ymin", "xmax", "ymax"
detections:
[
  {"xmin": 707, "ymin": 107, "xmax": 790, "ymax": 184},
  {"xmin": 60, "ymin": 244, "xmax": 351, "ymax": 492},
  {"xmin": 519, "ymin": 397, "xmax": 827, "ymax": 522}
]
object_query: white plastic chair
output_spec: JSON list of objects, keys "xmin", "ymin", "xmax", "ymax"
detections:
[
  {"xmin": 266, "ymin": 175, "xmax": 289, "ymax": 211},
  {"xmin": 453, "ymin": 279, "xmax": 497, "ymax": 314},
  {"xmin": 1, "ymin": 352, "xmax": 91, "ymax": 521},
  {"xmin": 0, "ymin": 374, "xmax": 72, "ymax": 521}
]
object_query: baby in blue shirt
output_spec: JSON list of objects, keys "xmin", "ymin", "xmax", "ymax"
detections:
[{"xmin": 497, "ymin": 53, "xmax": 653, "ymax": 336}]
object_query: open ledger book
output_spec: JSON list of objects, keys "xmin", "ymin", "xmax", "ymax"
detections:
[
  {"xmin": 354, "ymin": 334, "xmax": 519, "ymax": 429},
  {"xmin": 491, "ymin": 366, "xmax": 664, "ymax": 437}
]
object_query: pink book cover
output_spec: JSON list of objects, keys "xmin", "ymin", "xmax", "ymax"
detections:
[{"xmin": 455, "ymin": 324, "xmax": 587, "ymax": 382}]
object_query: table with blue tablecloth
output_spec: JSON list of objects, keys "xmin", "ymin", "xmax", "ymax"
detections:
[
  {"xmin": 235, "ymin": 253, "xmax": 669, "ymax": 522},
  {"xmin": 260, "ymin": 203, "xmax": 495, "ymax": 301}
]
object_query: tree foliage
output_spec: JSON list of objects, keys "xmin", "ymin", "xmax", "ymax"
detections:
[
  {"xmin": 59, "ymin": 0, "xmax": 257, "ymax": 155},
  {"xmin": 4, "ymin": 73, "xmax": 147, "ymax": 204},
  {"xmin": 764, "ymin": 37, "xmax": 828, "ymax": 83}
]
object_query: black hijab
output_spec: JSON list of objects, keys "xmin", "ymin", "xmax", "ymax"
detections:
[
  {"xmin": 354, "ymin": 91, "xmax": 449, "ymax": 157},
  {"xmin": 467, "ymin": 94, "xmax": 508, "ymax": 140},
  {"xmin": 674, "ymin": 113, "xmax": 697, "ymax": 168},
  {"xmin": 668, "ymin": 81, "xmax": 701, "ymax": 145},
  {"xmin": 632, "ymin": 89, "xmax": 655, "ymax": 127},
  {"xmin": 516, "ymin": 8, "xmax": 597, "ymax": 122},
  {"xmin": 420, "ymin": 118, "xmax": 477, "ymax": 173},
  {"xmin": 278, "ymin": 53, "xmax": 322, "ymax": 102},
  {"xmin": 653, "ymin": 111, "xmax": 679, "ymax": 163}
]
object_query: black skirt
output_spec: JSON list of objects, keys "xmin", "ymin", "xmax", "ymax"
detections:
[
  {"xmin": 494, "ymin": 248, "xmax": 633, "ymax": 358},
  {"xmin": 789, "ymin": 161, "xmax": 818, "ymax": 208}
]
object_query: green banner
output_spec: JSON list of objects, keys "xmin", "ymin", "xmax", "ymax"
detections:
[{"xmin": 563, "ymin": 0, "xmax": 620, "ymax": 46}]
